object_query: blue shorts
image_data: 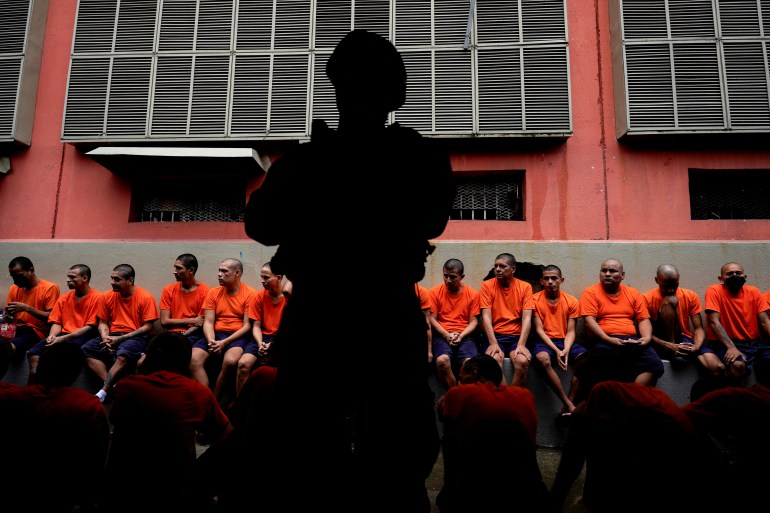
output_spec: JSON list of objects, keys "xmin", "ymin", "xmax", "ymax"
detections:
[
  {"xmin": 8, "ymin": 325, "xmax": 40, "ymax": 355},
  {"xmin": 703, "ymin": 339, "xmax": 770, "ymax": 374},
  {"xmin": 242, "ymin": 334, "xmax": 275, "ymax": 357},
  {"xmin": 531, "ymin": 337, "xmax": 587, "ymax": 361},
  {"xmin": 432, "ymin": 336, "xmax": 479, "ymax": 363},
  {"xmin": 27, "ymin": 331, "xmax": 96, "ymax": 357},
  {"xmin": 592, "ymin": 336, "xmax": 664, "ymax": 378},
  {"xmin": 191, "ymin": 331, "xmax": 251, "ymax": 352},
  {"xmin": 481, "ymin": 333, "xmax": 522, "ymax": 356},
  {"xmin": 81, "ymin": 333, "xmax": 149, "ymax": 364}
]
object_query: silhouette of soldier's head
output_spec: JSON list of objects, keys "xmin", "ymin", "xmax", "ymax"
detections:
[{"xmin": 326, "ymin": 30, "xmax": 406, "ymax": 125}]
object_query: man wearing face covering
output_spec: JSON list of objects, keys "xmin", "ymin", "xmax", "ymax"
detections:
[
  {"xmin": 3, "ymin": 257, "xmax": 60, "ymax": 361},
  {"xmin": 702, "ymin": 262, "xmax": 770, "ymax": 385}
]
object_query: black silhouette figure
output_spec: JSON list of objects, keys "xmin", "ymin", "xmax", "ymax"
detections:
[{"xmin": 244, "ymin": 29, "xmax": 455, "ymax": 513}]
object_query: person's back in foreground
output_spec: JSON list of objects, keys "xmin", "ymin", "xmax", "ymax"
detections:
[
  {"xmin": 437, "ymin": 354, "xmax": 549, "ymax": 513},
  {"xmin": 101, "ymin": 332, "xmax": 233, "ymax": 513},
  {"xmin": 684, "ymin": 364, "xmax": 770, "ymax": 511},
  {"xmin": 244, "ymin": 29, "xmax": 455, "ymax": 513},
  {"xmin": 550, "ymin": 350, "xmax": 723, "ymax": 513},
  {"xmin": 0, "ymin": 343, "xmax": 109, "ymax": 513}
]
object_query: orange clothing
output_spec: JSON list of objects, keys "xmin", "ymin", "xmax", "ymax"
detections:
[
  {"xmin": 532, "ymin": 290, "xmax": 580, "ymax": 339},
  {"xmin": 203, "ymin": 283, "xmax": 256, "ymax": 333},
  {"xmin": 48, "ymin": 288, "xmax": 102, "ymax": 334},
  {"xmin": 415, "ymin": 283, "xmax": 430, "ymax": 311},
  {"xmin": 429, "ymin": 283, "xmax": 480, "ymax": 332},
  {"xmin": 6, "ymin": 279, "xmax": 61, "ymax": 338},
  {"xmin": 247, "ymin": 289, "xmax": 286, "ymax": 336},
  {"xmin": 439, "ymin": 381, "xmax": 538, "ymax": 444},
  {"xmin": 704, "ymin": 283, "xmax": 770, "ymax": 340},
  {"xmin": 159, "ymin": 281, "xmax": 212, "ymax": 332},
  {"xmin": 579, "ymin": 283, "xmax": 649, "ymax": 336},
  {"xmin": 98, "ymin": 286, "xmax": 159, "ymax": 334},
  {"xmin": 642, "ymin": 287, "xmax": 702, "ymax": 340},
  {"xmin": 480, "ymin": 278, "xmax": 534, "ymax": 336}
]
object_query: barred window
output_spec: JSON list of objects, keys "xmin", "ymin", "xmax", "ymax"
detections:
[
  {"xmin": 689, "ymin": 169, "xmax": 770, "ymax": 220},
  {"xmin": 63, "ymin": 0, "xmax": 571, "ymax": 143},
  {"xmin": 131, "ymin": 177, "xmax": 245, "ymax": 223},
  {"xmin": 609, "ymin": 0, "xmax": 770, "ymax": 137},
  {"xmin": 450, "ymin": 173, "xmax": 523, "ymax": 221}
]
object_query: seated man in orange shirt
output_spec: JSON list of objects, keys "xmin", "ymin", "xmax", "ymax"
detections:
[
  {"xmin": 4, "ymin": 256, "xmax": 60, "ymax": 358},
  {"xmin": 579, "ymin": 258, "xmax": 663, "ymax": 386},
  {"xmin": 530, "ymin": 264, "xmax": 587, "ymax": 416},
  {"xmin": 429, "ymin": 258, "xmax": 480, "ymax": 391},
  {"xmin": 702, "ymin": 262, "xmax": 770, "ymax": 384},
  {"xmin": 641, "ymin": 263, "xmax": 706, "ymax": 364},
  {"xmin": 200, "ymin": 258, "xmax": 256, "ymax": 403},
  {"xmin": 237, "ymin": 261, "xmax": 286, "ymax": 396},
  {"xmin": 26, "ymin": 264, "xmax": 101, "ymax": 385},
  {"xmin": 81, "ymin": 263, "xmax": 159, "ymax": 402},
  {"xmin": 159, "ymin": 253, "xmax": 211, "ymax": 379},
  {"xmin": 479, "ymin": 252, "xmax": 535, "ymax": 386}
]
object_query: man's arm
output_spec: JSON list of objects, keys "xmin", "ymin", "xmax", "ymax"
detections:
[
  {"xmin": 216, "ymin": 312, "xmax": 252, "ymax": 347},
  {"xmin": 47, "ymin": 323, "xmax": 95, "ymax": 345},
  {"xmin": 706, "ymin": 310, "xmax": 744, "ymax": 363},
  {"xmin": 110, "ymin": 320, "xmax": 155, "ymax": 346},
  {"xmin": 514, "ymin": 309, "xmax": 534, "ymax": 360},
  {"xmin": 203, "ymin": 309, "xmax": 216, "ymax": 343},
  {"xmin": 480, "ymin": 308, "xmax": 502, "ymax": 357},
  {"xmin": 690, "ymin": 312, "xmax": 706, "ymax": 349},
  {"xmin": 459, "ymin": 315, "xmax": 479, "ymax": 342},
  {"xmin": 6, "ymin": 302, "xmax": 52, "ymax": 322},
  {"xmin": 160, "ymin": 309, "xmax": 204, "ymax": 331},
  {"xmin": 582, "ymin": 315, "xmax": 621, "ymax": 345},
  {"xmin": 636, "ymin": 318, "xmax": 652, "ymax": 345},
  {"xmin": 758, "ymin": 310, "xmax": 770, "ymax": 342}
]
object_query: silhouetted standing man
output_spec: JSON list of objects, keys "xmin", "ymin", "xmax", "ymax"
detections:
[{"xmin": 244, "ymin": 30, "xmax": 455, "ymax": 513}]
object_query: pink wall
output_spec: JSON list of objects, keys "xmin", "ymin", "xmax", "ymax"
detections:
[{"xmin": 1, "ymin": 0, "xmax": 768, "ymax": 242}]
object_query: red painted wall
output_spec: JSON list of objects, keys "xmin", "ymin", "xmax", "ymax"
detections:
[{"xmin": 1, "ymin": 0, "xmax": 768, "ymax": 242}]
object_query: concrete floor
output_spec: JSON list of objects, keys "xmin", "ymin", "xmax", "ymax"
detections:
[{"xmin": 425, "ymin": 446, "xmax": 588, "ymax": 513}]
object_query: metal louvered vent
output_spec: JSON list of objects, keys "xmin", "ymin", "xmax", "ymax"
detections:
[
  {"xmin": 450, "ymin": 174, "xmax": 523, "ymax": 221},
  {"xmin": 689, "ymin": 169, "xmax": 770, "ymax": 220},
  {"xmin": 610, "ymin": 0, "xmax": 770, "ymax": 137},
  {"xmin": 63, "ymin": 0, "xmax": 571, "ymax": 143},
  {"xmin": 135, "ymin": 179, "xmax": 245, "ymax": 223},
  {"xmin": 0, "ymin": 0, "xmax": 49, "ymax": 146}
]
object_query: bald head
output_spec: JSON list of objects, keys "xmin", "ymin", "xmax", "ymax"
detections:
[
  {"xmin": 656, "ymin": 264, "xmax": 679, "ymax": 279},
  {"xmin": 655, "ymin": 264, "xmax": 680, "ymax": 297}
]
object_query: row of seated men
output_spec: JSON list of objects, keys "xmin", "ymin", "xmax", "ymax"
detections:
[
  {"xmin": 2, "ymin": 253, "xmax": 770, "ymax": 414},
  {"xmin": 2, "ymin": 252, "xmax": 770, "ymax": 513},
  {"xmin": 424, "ymin": 253, "xmax": 770, "ymax": 421}
]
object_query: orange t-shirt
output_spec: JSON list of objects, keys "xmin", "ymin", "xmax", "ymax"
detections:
[
  {"xmin": 159, "ymin": 281, "xmax": 212, "ymax": 332},
  {"xmin": 479, "ymin": 278, "xmax": 534, "ymax": 336},
  {"xmin": 203, "ymin": 283, "xmax": 256, "ymax": 333},
  {"xmin": 98, "ymin": 286, "xmax": 159, "ymax": 334},
  {"xmin": 6, "ymin": 279, "xmax": 61, "ymax": 338},
  {"xmin": 579, "ymin": 283, "xmax": 649, "ymax": 337},
  {"xmin": 48, "ymin": 288, "xmax": 102, "ymax": 334},
  {"xmin": 429, "ymin": 283, "xmax": 480, "ymax": 333},
  {"xmin": 247, "ymin": 289, "xmax": 286, "ymax": 336},
  {"xmin": 641, "ymin": 287, "xmax": 702, "ymax": 340},
  {"xmin": 532, "ymin": 290, "xmax": 580, "ymax": 339},
  {"xmin": 704, "ymin": 283, "xmax": 770, "ymax": 341},
  {"xmin": 440, "ymin": 381, "xmax": 538, "ymax": 445}
]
